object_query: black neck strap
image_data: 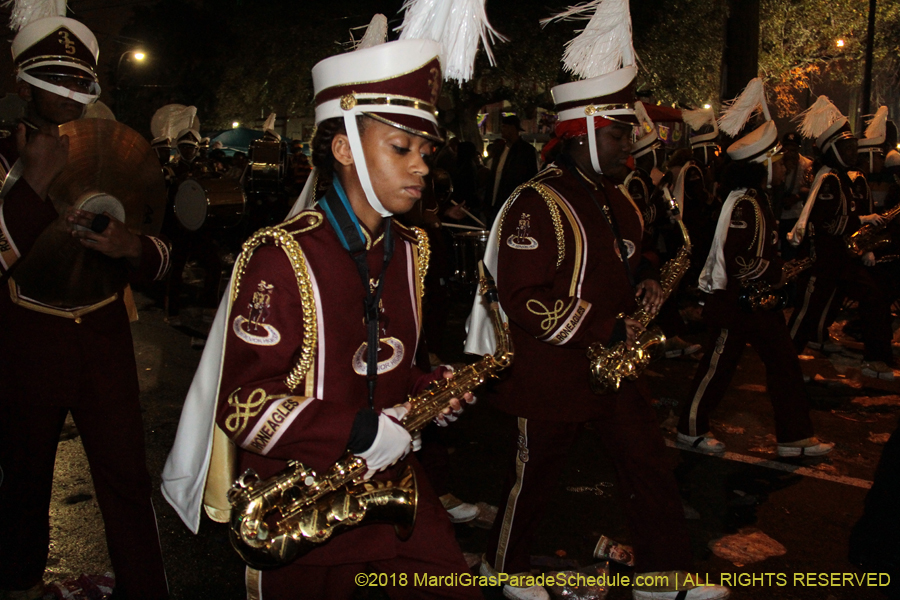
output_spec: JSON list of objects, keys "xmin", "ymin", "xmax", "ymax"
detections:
[{"xmin": 320, "ymin": 185, "xmax": 395, "ymax": 407}]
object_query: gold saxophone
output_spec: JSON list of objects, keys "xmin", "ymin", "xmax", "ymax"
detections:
[
  {"xmin": 845, "ymin": 203, "xmax": 900, "ymax": 257},
  {"xmin": 737, "ymin": 256, "xmax": 814, "ymax": 312},
  {"xmin": 586, "ymin": 188, "xmax": 691, "ymax": 395},
  {"xmin": 228, "ymin": 262, "xmax": 513, "ymax": 569}
]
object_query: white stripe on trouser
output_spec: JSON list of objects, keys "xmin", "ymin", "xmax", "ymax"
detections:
[
  {"xmin": 494, "ymin": 417, "xmax": 530, "ymax": 573},
  {"xmin": 790, "ymin": 276, "xmax": 816, "ymax": 339},
  {"xmin": 816, "ymin": 288, "xmax": 837, "ymax": 343},
  {"xmin": 246, "ymin": 567, "xmax": 262, "ymax": 600},
  {"xmin": 688, "ymin": 329, "xmax": 729, "ymax": 436}
]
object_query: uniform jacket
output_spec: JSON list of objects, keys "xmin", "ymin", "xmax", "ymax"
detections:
[
  {"xmin": 491, "ymin": 162, "xmax": 650, "ymax": 422},
  {"xmin": 214, "ymin": 208, "xmax": 443, "ymax": 565}
]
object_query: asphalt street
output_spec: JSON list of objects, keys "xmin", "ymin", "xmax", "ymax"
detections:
[{"xmin": 41, "ymin": 285, "xmax": 899, "ymax": 600}]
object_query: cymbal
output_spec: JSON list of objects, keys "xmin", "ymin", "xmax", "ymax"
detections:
[{"xmin": 13, "ymin": 118, "xmax": 167, "ymax": 308}]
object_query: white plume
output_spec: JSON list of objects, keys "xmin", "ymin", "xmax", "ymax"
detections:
[
  {"xmin": 263, "ymin": 112, "xmax": 277, "ymax": 132},
  {"xmin": 682, "ymin": 106, "xmax": 716, "ymax": 133},
  {"xmin": 863, "ymin": 105, "xmax": 888, "ymax": 142},
  {"xmin": 4, "ymin": 0, "xmax": 66, "ymax": 31},
  {"xmin": 796, "ymin": 95, "xmax": 844, "ymax": 140},
  {"xmin": 541, "ymin": 0, "xmax": 635, "ymax": 80},
  {"xmin": 396, "ymin": 0, "xmax": 507, "ymax": 83},
  {"xmin": 356, "ymin": 14, "xmax": 388, "ymax": 50},
  {"xmin": 718, "ymin": 78, "xmax": 771, "ymax": 137}
]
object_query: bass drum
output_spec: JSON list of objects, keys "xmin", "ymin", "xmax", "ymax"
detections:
[
  {"xmin": 452, "ymin": 229, "xmax": 489, "ymax": 284},
  {"xmin": 174, "ymin": 175, "xmax": 246, "ymax": 231}
]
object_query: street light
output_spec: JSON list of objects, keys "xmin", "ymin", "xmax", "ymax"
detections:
[{"xmin": 836, "ymin": 39, "xmax": 845, "ymax": 48}]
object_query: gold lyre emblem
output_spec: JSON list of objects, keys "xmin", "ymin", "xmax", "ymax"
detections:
[
  {"xmin": 58, "ymin": 30, "xmax": 77, "ymax": 55},
  {"xmin": 340, "ymin": 94, "xmax": 357, "ymax": 111},
  {"xmin": 427, "ymin": 66, "xmax": 440, "ymax": 105}
]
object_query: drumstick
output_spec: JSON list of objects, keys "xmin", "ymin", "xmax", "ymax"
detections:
[
  {"xmin": 441, "ymin": 222, "xmax": 485, "ymax": 231},
  {"xmin": 451, "ymin": 200, "xmax": 487, "ymax": 228}
]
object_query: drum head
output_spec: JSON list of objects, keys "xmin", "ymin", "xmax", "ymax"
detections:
[{"xmin": 174, "ymin": 179, "xmax": 209, "ymax": 231}]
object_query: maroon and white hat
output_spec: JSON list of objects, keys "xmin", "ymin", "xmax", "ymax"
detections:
[
  {"xmin": 859, "ymin": 106, "xmax": 889, "ymax": 150},
  {"xmin": 797, "ymin": 95, "xmax": 853, "ymax": 166},
  {"xmin": 719, "ymin": 78, "xmax": 780, "ymax": 164},
  {"xmin": 682, "ymin": 106, "xmax": 719, "ymax": 147},
  {"xmin": 631, "ymin": 101, "xmax": 660, "ymax": 159},
  {"xmin": 304, "ymin": 3, "xmax": 502, "ymax": 218},
  {"xmin": 542, "ymin": 0, "xmax": 638, "ymax": 174},
  {"xmin": 9, "ymin": 1, "xmax": 101, "ymax": 105}
]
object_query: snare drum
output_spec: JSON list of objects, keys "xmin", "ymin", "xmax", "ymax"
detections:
[
  {"xmin": 174, "ymin": 176, "xmax": 246, "ymax": 231},
  {"xmin": 452, "ymin": 229, "xmax": 489, "ymax": 284}
]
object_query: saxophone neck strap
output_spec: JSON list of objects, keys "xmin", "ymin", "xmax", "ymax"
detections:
[{"xmin": 320, "ymin": 181, "xmax": 395, "ymax": 407}]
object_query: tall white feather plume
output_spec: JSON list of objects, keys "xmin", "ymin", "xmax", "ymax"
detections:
[
  {"xmin": 540, "ymin": 0, "xmax": 635, "ymax": 80},
  {"xmin": 634, "ymin": 101, "xmax": 654, "ymax": 136},
  {"xmin": 718, "ymin": 78, "xmax": 771, "ymax": 138},
  {"xmin": 863, "ymin": 105, "xmax": 889, "ymax": 142},
  {"xmin": 356, "ymin": 14, "xmax": 388, "ymax": 50},
  {"xmin": 4, "ymin": 0, "xmax": 67, "ymax": 31},
  {"xmin": 682, "ymin": 107, "xmax": 716, "ymax": 133},
  {"xmin": 263, "ymin": 112, "xmax": 277, "ymax": 132},
  {"xmin": 796, "ymin": 95, "xmax": 844, "ymax": 139},
  {"xmin": 396, "ymin": 0, "xmax": 507, "ymax": 83}
]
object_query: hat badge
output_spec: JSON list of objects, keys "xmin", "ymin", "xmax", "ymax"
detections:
[{"xmin": 340, "ymin": 94, "xmax": 357, "ymax": 111}]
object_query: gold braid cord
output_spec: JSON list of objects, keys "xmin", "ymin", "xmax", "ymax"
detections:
[
  {"xmin": 232, "ymin": 224, "xmax": 318, "ymax": 393},
  {"xmin": 412, "ymin": 226, "xmax": 430, "ymax": 300},
  {"xmin": 499, "ymin": 179, "xmax": 566, "ymax": 268}
]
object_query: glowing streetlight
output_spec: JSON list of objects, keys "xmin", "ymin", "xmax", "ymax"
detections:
[
  {"xmin": 836, "ymin": 39, "xmax": 845, "ymax": 48},
  {"xmin": 702, "ymin": 103, "xmax": 712, "ymax": 110},
  {"xmin": 232, "ymin": 121, "xmax": 240, "ymax": 129},
  {"xmin": 133, "ymin": 51, "xmax": 146, "ymax": 61}
]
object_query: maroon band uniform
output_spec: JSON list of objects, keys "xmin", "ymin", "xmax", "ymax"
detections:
[
  {"xmin": 484, "ymin": 162, "xmax": 694, "ymax": 576},
  {"xmin": 214, "ymin": 209, "xmax": 479, "ymax": 600},
  {"xmin": 0, "ymin": 135, "xmax": 172, "ymax": 598},
  {"xmin": 677, "ymin": 189, "xmax": 815, "ymax": 443}
]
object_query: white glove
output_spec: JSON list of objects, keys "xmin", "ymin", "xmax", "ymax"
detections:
[
  {"xmin": 356, "ymin": 406, "xmax": 412, "ymax": 480},
  {"xmin": 860, "ymin": 213, "xmax": 884, "ymax": 226},
  {"xmin": 862, "ymin": 251, "xmax": 876, "ymax": 267},
  {"xmin": 434, "ymin": 394, "xmax": 477, "ymax": 427},
  {"xmin": 411, "ymin": 431, "xmax": 422, "ymax": 452}
]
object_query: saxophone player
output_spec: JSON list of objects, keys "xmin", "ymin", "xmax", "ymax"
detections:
[
  {"xmin": 677, "ymin": 79, "xmax": 833, "ymax": 459},
  {"xmin": 205, "ymin": 24, "xmax": 480, "ymax": 600},
  {"xmin": 473, "ymin": 4, "xmax": 728, "ymax": 599}
]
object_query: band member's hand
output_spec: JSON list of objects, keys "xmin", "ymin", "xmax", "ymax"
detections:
[
  {"xmin": 862, "ymin": 251, "xmax": 876, "ymax": 267},
  {"xmin": 435, "ymin": 369, "xmax": 475, "ymax": 427},
  {"xmin": 860, "ymin": 213, "xmax": 884, "ymax": 226},
  {"xmin": 623, "ymin": 317, "xmax": 644, "ymax": 351},
  {"xmin": 66, "ymin": 208, "xmax": 143, "ymax": 263},
  {"xmin": 444, "ymin": 202, "xmax": 467, "ymax": 220},
  {"xmin": 357, "ymin": 404, "xmax": 413, "ymax": 480},
  {"xmin": 18, "ymin": 123, "xmax": 68, "ymax": 200},
  {"xmin": 635, "ymin": 279, "xmax": 664, "ymax": 315}
]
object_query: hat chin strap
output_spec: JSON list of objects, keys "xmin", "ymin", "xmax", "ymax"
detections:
[
  {"xmin": 18, "ymin": 71, "xmax": 99, "ymax": 105},
  {"xmin": 586, "ymin": 114, "xmax": 603, "ymax": 175},
  {"xmin": 342, "ymin": 109, "xmax": 392, "ymax": 218}
]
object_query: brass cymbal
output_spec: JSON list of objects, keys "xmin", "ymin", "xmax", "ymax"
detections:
[{"xmin": 13, "ymin": 118, "xmax": 167, "ymax": 308}]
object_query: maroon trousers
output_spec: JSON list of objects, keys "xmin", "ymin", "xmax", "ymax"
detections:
[
  {"xmin": 678, "ymin": 293, "xmax": 814, "ymax": 443},
  {"xmin": 0, "ymin": 395, "xmax": 168, "ymax": 598},
  {"xmin": 485, "ymin": 383, "xmax": 693, "ymax": 576},
  {"xmin": 252, "ymin": 494, "xmax": 480, "ymax": 600}
]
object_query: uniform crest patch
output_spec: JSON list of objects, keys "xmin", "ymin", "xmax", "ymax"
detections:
[
  {"xmin": 507, "ymin": 213, "xmax": 539, "ymax": 250},
  {"xmin": 352, "ymin": 338, "xmax": 405, "ymax": 375},
  {"xmin": 613, "ymin": 239, "xmax": 636, "ymax": 259},
  {"xmin": 233, "ymin": 281, "xmax": 281, "ymax": 346}
]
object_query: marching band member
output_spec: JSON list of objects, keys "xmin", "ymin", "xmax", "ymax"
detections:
[
  {"xmin": 469, "ymin": 2, "xmax": 728, "ymax": 598},
  {"xmin": 0, "ymin": 6, "xmax": 170, "ymax": 599},
  {"xmin": 787, "ymin": 96, "xmax": 895, "ymax": 380},
  {"xmin": 676, "ymin": 78, "xmax": 833, "ymax": 459}
]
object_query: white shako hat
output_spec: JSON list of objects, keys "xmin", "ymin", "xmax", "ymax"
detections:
[
  {"xmin": 631, "ymin": 101, "xmax": 660, "ymax": 159},
  {"xmin": 310, "ymin": 3, "xmax": 503, "ymax": 218},
  {"xmin": 8, "ymin": 0, "xmax": 101, "ymax": 105},
  {"xmin": 719, "ymin": 78, "xmax": 780, "ymax": 164},
  {"xmin": 683, "ymin": 106, "xmax": 719, "ymax": 146},
  {"xmin": 176, "ymin": 128, "xmax": 202, "ymax": 147},
  {"xmin": 151, "ymin": 104, "xmax": 199, "ymax": 144},
  {"xmin": 797, "ymin": 95, "xmax": 854, "ymax": 166},
  {"xmin": 542, "ymin": 0, "xmax": 639, "ymax": 175},
  {"xmin": 262, "ymin": 112, "xmax": 281, "ymax": 141}
]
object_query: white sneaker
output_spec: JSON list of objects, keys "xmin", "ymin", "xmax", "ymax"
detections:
[
  {"xmin": 480, "ymin": 557, "xmax": 550, "ymax": 600},
  {"xmin": 439, "ymin": 494, "xmax": 479, "ymax": 523},
  {"xmin": 777, "ymin": 437, "xmax": 834, "ymax": 457},
  {"xmin": 664, "ymin": 336, "xmax": 702, "ymax": 359},
  {"xmin": 676, "ymin": 432, "xmax": 726, "ymax": 453},
  {"xmin": 633, "ymin": 586, "xmax": 730, "ymax": 600},
  {"xmin": 861, "ymin": 361, "xmax": 896, "ymax": 381},
  {"xmin": 808, "ymin": 339, "xmax": 842, "ymax": 353}
]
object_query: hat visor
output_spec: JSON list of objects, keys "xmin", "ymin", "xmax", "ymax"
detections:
[
  {"xmin": 24, "ymin": 64, "xmax": 98, "ymax": 82},
  {"xmin": 363, "ymin": 112, "xmax": 443, "ymax": 144}
]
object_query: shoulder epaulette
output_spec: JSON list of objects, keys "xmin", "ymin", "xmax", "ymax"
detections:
[{"xmin": 278, "ymin": 209, "xmax": 325, "ymax": 236}]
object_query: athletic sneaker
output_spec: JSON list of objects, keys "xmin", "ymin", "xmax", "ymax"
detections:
[
  {"xmin": 664, "ymin": 336, "xmax": 702, "ymax": 359},
  {"xmin": 776, "ymin": 437, "xmax": 835, "ymax": 457},
  {"xmin": 861, "ymin": 361, "xmax": 896, "ymax": 381},
  {"xmin": 676, "ymin": 432, "xmax": 726, "ymax": 453}
]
